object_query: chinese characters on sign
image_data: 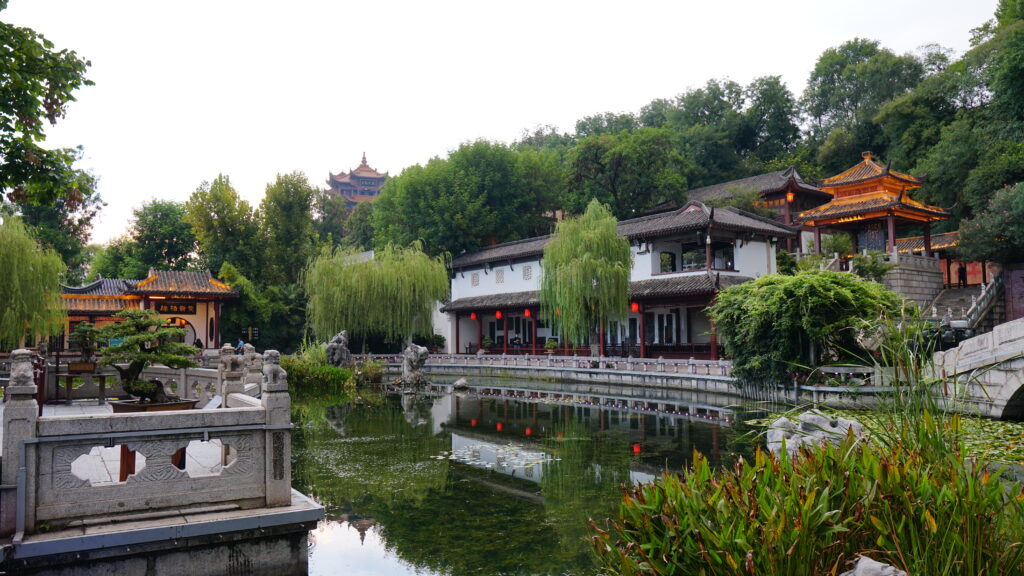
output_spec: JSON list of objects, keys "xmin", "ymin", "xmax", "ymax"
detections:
[{"xmin": 154, "ymin": 301, "xmax": 196, "ymax": 315}]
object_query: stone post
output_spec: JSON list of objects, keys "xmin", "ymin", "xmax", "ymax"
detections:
[
  {"xmin": 219, "ymin": 343, "xmax": 244, "ymax": 398},
  {"xmin": 2, "ymin": 350, "xmax": 39, "ymax": 536},
  {"xmin": 261, "ymin": 350, "xmax": 292, "ymax": 507},
  {"xmin": 242, "ymin": 343, "xmax": 263, "ymax": 394}
]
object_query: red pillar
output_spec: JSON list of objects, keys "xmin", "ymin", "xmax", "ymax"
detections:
[
  {"xmin": 886, "ymin": 213, "xmax": 896, "ymax": 253},
  {"xmin": 709, "ymin": 319, "xmax": 719, "ymax": 361},
  {"xmin": 531, "ymin": 310, "xmax": 537, "ymax": 354},
  {"xmin": 813, "ymin": 227, "xmax": 822, "ymax": 255},
  {"xmin": 599, "ymin": 321, "xmax": 605, "ymax": 357},
  {"xmin": 704, "ymin": 230, "xmax": 712, "ymax": 270},
  {"xmin": 924, "ymin": 222, "xmax": 932, "ymax": 257},
  {"xmin": 503, "ymin": 314, "xmax": 508, "ymax": 354},
  {"xmin": 455, "ymin": 313, "xmax": 460, "ymax": 355},
  {"xmin": 476, "ymin": 315, "xmax": 482, "ymax": 352}
]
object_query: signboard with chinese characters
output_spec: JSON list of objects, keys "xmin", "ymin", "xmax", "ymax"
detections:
[{"xmin": 154, "ymin": 301, "xmax": 196, "ymax": 315}]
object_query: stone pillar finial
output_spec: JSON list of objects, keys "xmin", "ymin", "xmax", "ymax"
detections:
[
  {"xmin": 2, "ymin": 349, "xmax": 39, "ymax": 536},
  {"xmin": 261, "ymin": 350, "xmax": 291, "ymax": 507}
]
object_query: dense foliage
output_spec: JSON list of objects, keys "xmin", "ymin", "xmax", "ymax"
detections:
[
  {"xmin": 709, "ymin": 270, "xmax": 903, "ymax": 382},
  {"xmin": 0, "ymin": 217, "xmax": 66, "ymax": 349},
  {"xmin": 540, "ymin": 199, "xmax": 630, "ymax": 347},
  {"xmin": 97, "ymin": 309, "xmax": 199, "ymax": 403},
  {"xmin": 956, "ymin": 182, "xmax": 1024, "ymax": 263},
  {"xmin": 304, "ymin": 243, "xmax": 449, "ymax": 342}
]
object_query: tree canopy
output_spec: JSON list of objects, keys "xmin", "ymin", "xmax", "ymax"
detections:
[
  {"xmin": 955, "ymin": 182, "xmax": 1024, "ymax": 263},
  {"xmin": 540, "ymin": 199, "xmax": 631, "ymax": 346},
  {"xmin": 709, "ymin": 270, "xmax": 903, "ymax": 382},
  {"xmin": 0, "ymin": 217, "xmax": 67, "ymax": 349},
  {"xmin": 304, "ymin": 243, "xmax": 449, "ymax": 342},
  {"xmin": 184, "ymin": 174, "xmax": 262, "ymax": 278}
]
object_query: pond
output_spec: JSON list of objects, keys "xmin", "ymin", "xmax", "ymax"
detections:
[{"xmin": 291, "ymin": 376, "xmax": 763, "ymax": 576}]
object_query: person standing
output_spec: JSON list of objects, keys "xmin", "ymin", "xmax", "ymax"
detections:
[{"xmin": 957, "ymin": 262, "xmax": 968, "ymax": 288}]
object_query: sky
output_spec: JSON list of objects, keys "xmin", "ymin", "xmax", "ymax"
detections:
[{"xmin": 5, "ymin": 0, "xmax": 1000, "ymax": 244}]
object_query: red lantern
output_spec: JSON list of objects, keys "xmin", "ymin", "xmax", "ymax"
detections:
[
  {"xmin": 786, "ymin": 191, "xmax": 795, "ymax": 203},
  {"xmin": 631, "ymin": 302, "xmax": 640, "ymax": 313},
  {"xmin": 555, "ymin": 308, "xmax": 561, "ymax": 316},
  {"xmin": 524, "ymin": 309, "xmax": 531, "ymax": 317},
  {"xmin": 471, "ymin": 418, "xmax": 478, "ymax": 427},
  {"xmin": 495, "ymin": 311, "xmax": 503, "ymax": 319},
  {"xmin": 496, "ymin": 422, "xmax": 503, "ymax": 431},
  {"xmin": 525, "ymin": 427, "xmax": 533, "ymax": 436},
  {"xmin": 632, "ymin": 443, "xmax": 642, "ymax": 455},
  {"xmin": 470, "ymin": 312, "xmax": 477, "ymax": 320}
]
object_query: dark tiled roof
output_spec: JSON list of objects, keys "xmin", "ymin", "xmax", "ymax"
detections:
[
  {"xmin": 64, "ymin": 297, "xmax": 141, "ymax": 315},
  {"xmin": 796, "ymin": 192, "xmax": 949, "ymax": 223},
  {"xmin": 441, "ymin": 290, "xmax": 540, "ymax": 312},
  {"xmin": 685, "ymin": 167, "xmax": 825, "ymax": 203},
  {"xmin": 896, "ymin": 231, "xmax": 959, "ymax": 254},
  {"xmin": 442, "ymin": 272, "xmax": 754, "ymax": 311},
  {"xmin": 450, "ymin": 235, "xmax": 551, "ymax": 268},
  {"xmin": 628, "ymin": 273, "xmax": 752, "ymax": 299},
  {"xmin": 822, "ymin": 153, "xmax": 921, "ymax": 188},
  {"xmin": 130, "ymin": 270, "xmax": 237, "ymax": 297},
  {"xmin": 62, "ymin": 278, "xmax": 136, "ymax": 295},
  {"xmin": 451, "ymin": 203, "xmax": 797, "ymax": 268}
]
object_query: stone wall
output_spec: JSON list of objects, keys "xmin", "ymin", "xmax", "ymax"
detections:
[{"xmin": 883, "ymin": 253, "xmax": 944, "ymax": 309}]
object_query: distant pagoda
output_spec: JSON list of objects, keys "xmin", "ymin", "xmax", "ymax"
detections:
[{"xmin": 327, "ymin": 153, "xmax": 388, "ymax": 207}]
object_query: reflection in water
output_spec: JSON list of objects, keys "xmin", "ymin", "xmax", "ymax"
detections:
[{"xmin": 294, "ymin": 376, "xmax": 759, "ymax": 576}]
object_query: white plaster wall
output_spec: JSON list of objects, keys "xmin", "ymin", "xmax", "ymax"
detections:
[
  {"xmin": 734, "ymin": 240, "xmax": 773, "ymax": 277},
  {"xmin": 451, "ymin": 259, "xmax": 542, "ymax": 299},
  {"xmin": 630, "ymin": 246, "xmax": 657, "ymax": 281},
  {"xmin": 431, "ymin": 303, "xmax": 451, "ymax": 353}
]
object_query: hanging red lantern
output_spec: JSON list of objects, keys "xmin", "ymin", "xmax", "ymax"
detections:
[
  {"xmin": 632, "ymin": 443, "xmax": 642, "ymax": 455},
  {"xmin": 524, "ymin": 309, "xmax": 531, "ymax": 317},
  {"xmin": 631, "ymin": 302, "xmax": 640, "ymax": 313},
  {"xmin": 525, "ymin": 427, "xmax": 533, "ymax": 436},
  {"xmin": 786, "ymin": 191, "xmax": 795, "ymax": 203},
  {"xmin": 555, "ymin": 308, "xmax": 561, "ymax": 316},
  {"xmin": 470, "ymin": 312, "xmax": 477, "ymax": 320},
  {"xmin": 471, "ymin": 418, "xmax": 478, "ymax": 427},
  {"xmin": 495, "ymin": 311, "xmax": 503, "ymax": 319},
  {"xmin": 496, "ymin": 422, "xmax": 503, "ymax": 431}
]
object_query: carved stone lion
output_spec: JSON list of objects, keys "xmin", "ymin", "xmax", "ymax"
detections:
[
  {"xmin": 262, "ymin": 349, "xmax": 288, "ymax": 388},
  {"xmin": 10, "ymin": 348, "xmax": 35, "ymax": 387}
]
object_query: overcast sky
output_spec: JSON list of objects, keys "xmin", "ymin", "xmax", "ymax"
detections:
[{"xmin": 5, "ymin": 0, "xmax": 999, "ymax": 244}]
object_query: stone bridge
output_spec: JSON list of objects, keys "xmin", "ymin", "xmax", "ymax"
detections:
[{"xmin": 935, "ymin": 316, "xmax": 1024, "ymax": 419}]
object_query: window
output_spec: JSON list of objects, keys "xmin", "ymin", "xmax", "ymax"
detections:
[
  {"xmin": 496, "ymin": 269, "xmax": 505, "ymax": 284},
  {"xmin": 471, "ymin": 272, "xmax": 480, "ymax": 287},
  {"xmin": 522, "ymin": 265, "xmax": 532, "ymax": 281},
  {"xmin": 660, "ymin": 252, "xmax": 677, "ymax": 273}
]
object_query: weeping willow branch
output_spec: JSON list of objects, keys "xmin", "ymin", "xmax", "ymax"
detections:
[
  {"xmin": 540, "ymin": 199, "xmax": 630, "ymax": 346},
  {"xmin": 304, "ymin": 243, "xmax": 449, "ymax": 342},
  {"xmin": 0, "ymin": 217, "xmax": 66, "ymax": 349}
]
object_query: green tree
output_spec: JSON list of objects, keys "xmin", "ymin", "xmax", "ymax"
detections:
[
  {"xmin": 956, "ymin": 182, "xmax": 1024, "ymax": 263},
  {"xmin": 539, "ymin": 200, "xmax": 631, "ymax": 348},
  {"xmin": 130, "ymin": 200, "xmax": 197, "ymax": 271},
  {"xmin": 97, "ymin": 309, "xmax": 198, "ymax": 403},
  {"xmin": 709, "ymin": 270, "xmax": 902, "ymax": 382},
  {"xmin": 88, "ymin": 234, "xmax": 147, "ymax": 280},
  {"xmin": 343, "ymin": 201, "xmax": 374, "ymax": 250},
  {"xmin": 0, "ymin": 217, "xmax": 66, "ymax": 349},
  {"xmin": 261, "ymin": 172, "xmax": 318, "ymax": 284},
  {"xmin": 565, "ymin": 127, "xmax": 688, "ymax": 218},
  {"xmin": 304, "ymin": 243, "xmax": 448, "ymax": 344},
  {"xmin": 184, "ymin": 175, "xmax": 262, "ymax": 278},
  {"xmin": 10, "ymin": 167, "xmax": 102, "ymax": 282},
  {"xmin": 742, "ymin": 76, "xmax": 801, "ymax": 161},
  {"xmin": 373, "ymin": 140, "xmax": 560, "ymax": 257},
  {"xmin": 313, "ymin": 188, "xmax": 348, "ymax": 247},
  {"xmin": 0, "ymin": 8, "xmax": 93, "ymax": 206},
  {"xmin": 574, "ymin": 112, "xmax": 638, "ymax": 138}
]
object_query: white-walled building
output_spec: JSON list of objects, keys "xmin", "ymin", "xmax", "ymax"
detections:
[{"xmin": 440, "ymin": 201, "xmax": 797, "ymax": 359}]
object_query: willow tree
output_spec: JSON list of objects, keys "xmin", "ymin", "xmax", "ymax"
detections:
[
  {"xmin": 304, "ymin": 243, "xmax": 449, "ymax": 345},
  {"xmin": 0, "ymin": 217, "xmax": 67, "ymax": 350},
  {"xmin": 540, "ymin": 199, "xmax": 631, "ymax": 351}
]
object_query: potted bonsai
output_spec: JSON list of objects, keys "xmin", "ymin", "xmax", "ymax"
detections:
[
  {"xmin": 98, "ymin": 309, "xmax": 200, "ymax": 412},
  {"xmin": 544, "ymin": 338, "xmax": 559, "ymax": 355},
  {"xmin": 481, "ymin": 336, "xmax": 494, "ymax": 354},
  {"xmin": 68, "ymin": 321, "xmax": 100, "ymax": 373}
]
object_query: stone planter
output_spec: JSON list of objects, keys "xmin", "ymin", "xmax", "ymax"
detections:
[{"xmin": 109, "ymin": 398, "xmax": 199, "ymax": 413}]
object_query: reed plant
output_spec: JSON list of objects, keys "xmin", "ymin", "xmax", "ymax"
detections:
[{"xmin": 592, "ymin": 313, "xmax": 1024, "ymax": 575}]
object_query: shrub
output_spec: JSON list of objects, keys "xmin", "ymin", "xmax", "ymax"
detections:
[
  {"xmin": 355, "ymin": 358, "xmax": 385, "ymax": 385},
  {"xmin": 281, "ymin": 356, "xmax": 352, "ymax": 395}
]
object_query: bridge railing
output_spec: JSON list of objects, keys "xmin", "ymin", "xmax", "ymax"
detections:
[
  {"xmin": 356, "ymin": 353, "xmax": 733, "ymax": 377},
  {"xmin": 965, "ymin": 272, "xmax": 1004, "ymax": 330},
  {"xmin": 1, "ymin": 350, "xmax": 293, "ymax": 541}
]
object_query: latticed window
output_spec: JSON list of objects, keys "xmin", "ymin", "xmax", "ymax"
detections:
[
  {"xmin": 523, "ymin": 265, "xmax": 532, "ymax": 281},
  {"xmin": 471, "ymin": 272, "xmax": 480, "ymax": 287},
  {"xmin": 496, "ymin": 269, "xmax": 505, "ymax": 284}
]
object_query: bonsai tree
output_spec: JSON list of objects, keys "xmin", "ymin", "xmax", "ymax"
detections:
[
  {"xmin": 98, "ymin": 309, "xmax": 199, "ymax": 403},
  {"xmin": 69, "ymin": 322, "xmax": 100, "ymax": 363},
  {"xmin": 481, "ymin": 336, "xmax": 494, "ymax": 352}
]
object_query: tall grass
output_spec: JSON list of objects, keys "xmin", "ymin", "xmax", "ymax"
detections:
[{"xmin": 592, "ymin": 313, "xmax": 1024, "ymax": 575}]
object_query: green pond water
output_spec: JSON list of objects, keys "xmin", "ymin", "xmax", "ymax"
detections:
[{"xmin": 292, "ymin": 376, "xmax": 761, "ymax": 576}]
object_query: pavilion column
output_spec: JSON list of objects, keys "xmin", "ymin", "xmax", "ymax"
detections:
[
  {"xmin": 886, "ymin": 213, "xmax": 896, "ymax": 254},
  {"xmin": 599, "ymin": 321, "xmax": 605, "ymax": 357},
  {"xmin": 502, "ymin": 314, "xmax": 508, "ymax": 354},
  {"xmin": 704, "ymin": 229, "xmax": 712, "ymax": 270},
  {"xmin": 639, "ymin": 305, "xmax": 647, "ymax": 359},
  {"xmin": 213, "ymin": 302, "xmax": 221, "ymax": 348},
  {"xmin": 454, "ymin": 313, "xmax": 460, "ymax": 355},
  {"xmin": 813, "ymin": 227, "xmax": 822, "ymax": 255},
  {"xmin": 924, "ymin": 222, "xmax": 932, "ymax": 257},
  {"xmin": 476, "ymin": 315, "xmax": 482, "ymax": 353}
]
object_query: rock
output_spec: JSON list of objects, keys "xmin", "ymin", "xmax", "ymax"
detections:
[
  {"xmin": 767, "ymin": 410, "xmax": 864, "ymax": 456},
  {"xmin": 453, "ymin": 378, "xmax": 470, "ymax": 390},
  {"xmin": 839, "ymin": 557, "xmax": 907, "ymax": 576},
  {"xmin": 401, "ymin": 343, "xmax": 429, "ymax": 387},
  {"xmin": 326, "ymin": 330, "xmax": 352, "ymax": 367}
]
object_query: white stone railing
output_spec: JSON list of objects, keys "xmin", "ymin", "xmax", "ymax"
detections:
[
  {"xmin": 358, "ymin": 353, "xmax": 733, "ymax": 377},
  {"xmin": 1, "ymin": 351, "xmax": 292, "ymax": 541},
  {"xmin": 965, "ymin": 272, "xmax": 1004, "ymax": 329}
]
